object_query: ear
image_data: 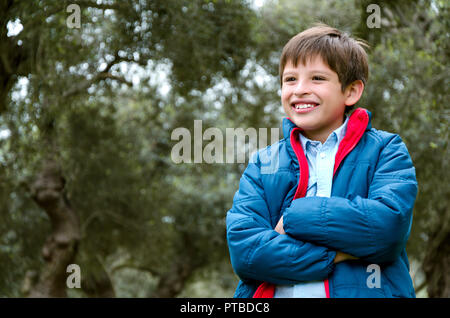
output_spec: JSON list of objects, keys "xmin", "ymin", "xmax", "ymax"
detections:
[{"xmin": 344, "ymin": 80, "xmax": 364, "ymax": 106}]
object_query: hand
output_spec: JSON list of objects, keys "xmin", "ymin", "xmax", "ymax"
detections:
[
  {"xmin": 334, "ymin": 251, "xmax": 358, "ymax": 263},
  {"xmin": 275, "ymin": 216, "xmax": 286, "ymax": 235}
]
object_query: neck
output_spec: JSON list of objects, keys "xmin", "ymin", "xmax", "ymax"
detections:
[{"xmin": 301, "ymin": 115, "xmax": 346, "ymax": 143}]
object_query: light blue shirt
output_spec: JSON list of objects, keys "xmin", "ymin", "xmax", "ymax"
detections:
[{"xmin": 274, "ymin": 116, "xmax": 349, "ymax": 298}]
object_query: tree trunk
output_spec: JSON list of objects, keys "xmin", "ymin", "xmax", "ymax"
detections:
[
  {"xmin": 423, "ymin": 223, "xmax": 450, "ymax": 298},
  {"xmin": 82, "ymin": 274, "xmax": 116, "ymax": 298},
  {"xmin": 153, "ymin": 233, "xmax": 201, "ymax": 298},
  {"xmin": 153, "ymin": 259, "xmax": 195, "ymax": 298},
  {"xmin": 422, "ymin": 205, "xmax": 450, "ymax": 298},
  {"xmin": 27, "ymin": 159, "xmax": 81, "ymax": 297},
  {"xmin": 81, "ymin": 257, "xmax": 116, "ymax": 298}
]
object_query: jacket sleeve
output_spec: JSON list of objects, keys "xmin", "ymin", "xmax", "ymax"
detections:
[
  {"xmin": 283, "ymin": 134, "xmax": 418, "ymax": 264},
  {"xmin": 226, "ymin": 152, "xmax": 336, "ymax": 285}
]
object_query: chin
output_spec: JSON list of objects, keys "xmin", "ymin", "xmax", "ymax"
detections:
[{"xmin": 287, "ymin": 113, "xmax": 317, "ymax": 129}]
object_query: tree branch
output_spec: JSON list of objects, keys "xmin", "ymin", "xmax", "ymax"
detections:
[
  {"xmin": 0, "ymin": 47, "xmax": 12, "ymax": 74},
  {"xmin": 415, "ymin": 280, "xmax": 427, "ymax": 295},
  {"xmin": 62, "ymin": 51, "xmax": 137, "ymax": 98},
  {"xmin": 98, "ymin": 72, "xmax": 132, "ymax": 86}
]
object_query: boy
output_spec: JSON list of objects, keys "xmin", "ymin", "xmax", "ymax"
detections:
[{"xmin": 226, "ymin": 24, "xmax": 418, "ymax": 298}]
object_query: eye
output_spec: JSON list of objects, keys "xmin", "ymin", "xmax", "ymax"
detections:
[
  {"xmin": 312, "ymin": 76, "xmax": 325, "ymax": 81},
  {"xmin": 284, "ymin": 76, "xmax": 296, "ymax": 82}
]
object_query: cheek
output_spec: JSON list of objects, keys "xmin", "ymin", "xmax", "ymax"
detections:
[
  {"xmin": 281, "ymin": 88, "xmax": 290, "ymax": 103},
  {"xmin": 319, "ymin": 88, "xmax": 342, "ymax": 106}
]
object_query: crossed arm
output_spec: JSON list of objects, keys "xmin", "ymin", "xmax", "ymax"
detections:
[
  {"xmin": 274, "ymin": 216, "xmax": 356, "ymax": 263},
  {"xmin": 227, "ymin": 192, "xmax": 355, "ymax": 285},
  {"xmin": 227, "ymin": 158, "xmax": 357, "ymax": 285},
  {"xmin": 227, "ymin": 135, "xmax": 417, "ymax": 283}
]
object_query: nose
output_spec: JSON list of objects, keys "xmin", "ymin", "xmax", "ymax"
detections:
[{"xmin": 293, "ymin": 79, "xmax": 311, "ymax": 96}]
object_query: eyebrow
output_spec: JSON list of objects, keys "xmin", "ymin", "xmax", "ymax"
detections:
[{"xmin": 282, "ymin": 69, "xmax": 333, "ymax": 77}]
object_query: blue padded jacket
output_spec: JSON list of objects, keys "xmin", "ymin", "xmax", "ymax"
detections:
[{"xmin": 226, "ymin": 108, "xmax": 418, "ymax": 298}]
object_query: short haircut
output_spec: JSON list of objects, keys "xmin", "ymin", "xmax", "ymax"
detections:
[{"xmin": 279, "ymin": 23, "xmax": 369, "ymax": 112}]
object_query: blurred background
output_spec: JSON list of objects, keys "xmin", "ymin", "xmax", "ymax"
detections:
[{"xmin": 0, "ymin": 0, "xmax": 448, "ymax": 298}]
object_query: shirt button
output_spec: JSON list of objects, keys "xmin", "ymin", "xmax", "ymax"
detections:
[{"xmin": 320, "ymin": 152, "xmax": 326, "ymax": 159}]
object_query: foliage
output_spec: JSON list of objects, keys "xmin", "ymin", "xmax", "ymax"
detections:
[{"xmin": 0, "ymin": 0, "xmax": 448, "ymax": 297}]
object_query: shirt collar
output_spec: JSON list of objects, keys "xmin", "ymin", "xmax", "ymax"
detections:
[{"xmin": 299, "ymin": 115, "xmax": 349, "ymax": 153}]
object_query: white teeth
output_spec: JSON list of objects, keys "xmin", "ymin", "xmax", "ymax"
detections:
[{"xmin": 294, "ymin": 103, "xmax": 316, "ymax": 109}]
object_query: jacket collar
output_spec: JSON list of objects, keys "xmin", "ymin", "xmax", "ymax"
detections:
[
  {"xmin": 283, "ymin": 107, "xmax": 371, "ymax": 199},
  {"xmin": 299, "ymin": 115, "xmax": 349, "ymax": 154}
]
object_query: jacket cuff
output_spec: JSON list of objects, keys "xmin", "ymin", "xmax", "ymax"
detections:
[{"xmin": 284, "ymin": 196, "xmax": 328, "ymax": 243}]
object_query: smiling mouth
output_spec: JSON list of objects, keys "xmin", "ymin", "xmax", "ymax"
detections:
[{"xmin": 291, "ymin": 102, "xmax": 320, "ymax": 111}]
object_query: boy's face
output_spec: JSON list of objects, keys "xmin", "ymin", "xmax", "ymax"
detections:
[{"xmin": 281, "ymin": 55, "xmax": 362, "ymax": 142}]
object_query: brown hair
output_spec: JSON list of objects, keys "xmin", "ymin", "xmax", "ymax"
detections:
[{"xmin": 279, "ymin": 23, "xmax": 369, "ymax": 94}]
